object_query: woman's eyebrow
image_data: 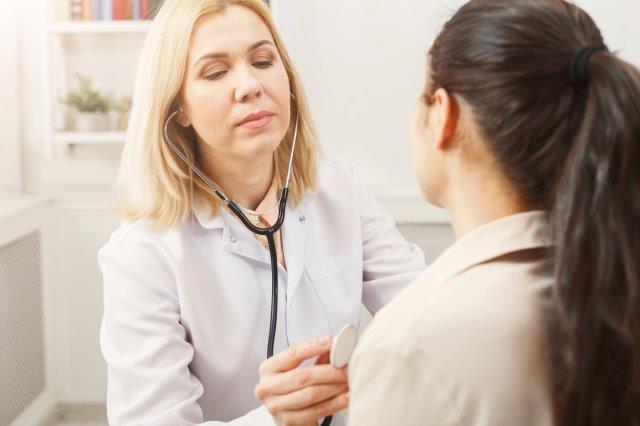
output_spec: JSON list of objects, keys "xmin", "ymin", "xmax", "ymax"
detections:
[{"xmin": 193, "ymin": 40, "xmax": 275, "ymax": 69}]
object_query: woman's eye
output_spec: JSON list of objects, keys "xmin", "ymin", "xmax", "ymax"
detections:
[
  {"xmin": 204, "ymin": 70, "xmax": 227, "ymax": 80},
  {"xmin": 253, "ymin": 61, "xmax": 273, "ymax": 69}
]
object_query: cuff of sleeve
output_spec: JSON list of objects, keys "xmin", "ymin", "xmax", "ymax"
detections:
[
  {"xmin": 199, "ymin": 404, "xmax": 276, "ymax": 425},
  {"xmin": 246, "ymin": 404, "xmax": 277, "ymax": 425}
]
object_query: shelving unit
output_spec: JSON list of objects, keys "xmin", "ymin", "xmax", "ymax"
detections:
[
  {"xmin": 43, "ymin": 0, "xmax": 153, "ymax": 156},
  {"xmin": 48, "ymin": 20, "xmax": 152, "ymax": 34},
  {"xmin": 43, "ymin": 0, "xmax": 278, "ymax": 156},
  {"xmin": 47, "ymin": 27, "xmax": 141, "ymax": 150}
]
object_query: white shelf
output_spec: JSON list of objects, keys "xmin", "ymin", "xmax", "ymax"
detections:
[
  {"xmin": 53, "ymin": 131, "xmax": 125, "ymax": 145},
  {"xmin": 49, "ymin": 20, "xmax": 152, "ymax": 34}
]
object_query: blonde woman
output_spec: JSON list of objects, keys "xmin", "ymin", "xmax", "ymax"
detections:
[{"xmin": 98, "ymin": 0, "xmax": 425, "ymax": 425}]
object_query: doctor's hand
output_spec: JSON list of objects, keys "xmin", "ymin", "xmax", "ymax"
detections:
[{"xmin": 254, "ymin": 334, "xmax": 349, "ymax": 426}]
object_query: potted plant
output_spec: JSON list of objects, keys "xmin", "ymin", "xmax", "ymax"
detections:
[{"xmin": 61, "ymin": 73, "xmax": 113, "ymax": 131}]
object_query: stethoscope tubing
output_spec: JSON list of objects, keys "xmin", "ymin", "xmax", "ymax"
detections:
[{"xmin": 226, "ymin": 188, "xmax": 289, "ymax": 358}]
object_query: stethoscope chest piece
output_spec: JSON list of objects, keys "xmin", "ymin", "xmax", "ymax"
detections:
[{"xmin": 330, "ymin": 324, "xmax": 357, "ymax": 369}]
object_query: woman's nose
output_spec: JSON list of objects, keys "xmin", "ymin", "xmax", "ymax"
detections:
[{"xmin": 234, "ymin": 71, "xmax": 263, "ymax": 103}]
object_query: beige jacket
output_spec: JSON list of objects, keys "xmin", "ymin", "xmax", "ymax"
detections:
[{"xmin": 348, "ymin": 211, "xmax": 554, "ymax": 426}]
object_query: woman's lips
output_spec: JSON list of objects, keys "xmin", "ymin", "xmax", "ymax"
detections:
[{"xmin": 238, "ymin": 113, "xmax": 274, "ymax": 130}]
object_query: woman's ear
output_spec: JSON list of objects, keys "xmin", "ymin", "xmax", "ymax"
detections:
[
  {"xmin": 431, "ymin": 88, "xmax": 459, "ymax": 150},
  {"xmin": 176, "ymin": 108, "xmax": 191, "ymax": 128}
]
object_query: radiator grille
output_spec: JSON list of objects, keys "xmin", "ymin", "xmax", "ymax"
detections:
[
  {"xmin": 397, "ymin": 221, "xmax": 454, "ymax": 264},
  {"xmin": 0, "ymin": 232, "xmax": 45, "ymax": 425}
]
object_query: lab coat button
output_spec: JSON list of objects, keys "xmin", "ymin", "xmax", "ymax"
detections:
[
  {"xmin": 299, "ymin": 215, "xmax": 306, "ymax": 223},
  {"xmin": 230, "ymin": 236, "xmax": 237, "ymax": 243}
]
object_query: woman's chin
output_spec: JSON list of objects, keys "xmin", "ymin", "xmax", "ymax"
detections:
[{"xmin": 240, "ymin": 133, "xmax": 282, "ymax": 158}]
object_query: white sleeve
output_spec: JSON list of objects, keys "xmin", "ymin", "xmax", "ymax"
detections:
[
  {"xmin": 347, "ymin": 163, "xmax": 426, "ymax": 313},
  {"xmin": 98, "ymin": 240, "xmax": 276, "ymax": 426}
]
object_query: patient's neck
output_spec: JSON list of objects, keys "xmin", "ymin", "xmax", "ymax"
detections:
[{"xmin": 442, "ymin": 162, "xmax": 531, "ymax": 239}]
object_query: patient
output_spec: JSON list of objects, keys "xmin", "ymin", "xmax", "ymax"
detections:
[{"xmin": 348, "ymin": 0, "xmax": 640, "ymax": 425}]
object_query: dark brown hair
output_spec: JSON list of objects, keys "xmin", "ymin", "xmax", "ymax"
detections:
[{"xmin": 426, "ymin": 0, "xmax": 640, "ymax": 423}]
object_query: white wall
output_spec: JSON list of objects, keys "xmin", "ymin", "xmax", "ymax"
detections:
[
  {"xmin": 276, "ymin": 0, "xmax": 463, "ymax": 198},
  {"xmin": 15, "ymin": 0, "xmax": 640, "ymax": 407},
  {"xmin": 0, "ymin": 0, "xmax": 23, "ymax": 194},
  {"xmin": 276, "ymin": 0, "xmax": 640, "ymax": 198},
  {"xmin": 48, "ymin": 204, "xmax": 119, "ymax": 403},
  {"xmin": 578, "ymin": 0, "xmax": 640, "ymax": 66}
]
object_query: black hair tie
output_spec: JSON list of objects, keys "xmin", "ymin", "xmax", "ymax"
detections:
[{"xmin": 569, "ymin": 44, "xmax": 608, "ymax": 85}]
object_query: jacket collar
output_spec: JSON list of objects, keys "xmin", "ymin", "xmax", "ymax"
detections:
[{"xmin": 425, "ymin": 211, "xmax": 552, "ymax": 286}]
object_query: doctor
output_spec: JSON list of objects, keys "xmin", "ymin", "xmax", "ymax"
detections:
[{"xmin": 98, "ymin": 0, "xmax": 425, "ymax": 425}]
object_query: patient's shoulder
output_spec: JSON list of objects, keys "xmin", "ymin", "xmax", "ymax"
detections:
[{"xmin": 364, "ymin": 259, "xmax": 551, "ymax": 379}]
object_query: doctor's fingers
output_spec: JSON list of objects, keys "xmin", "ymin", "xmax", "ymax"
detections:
[
  {"xmin": 314, "ymin": 350, "xmax": 330, "ymax": 365},
  {"xmin": 256, "ymin": 364, "xmax": 347, "ymax": 398},
  {"xmin": 259, "ymin": 334, "xmax": 333, "ymax": 373},
  {"xmin": 271, "ymin": 390, "xmax": 349, "ymax": 426},
  {"xmin": 264, "ymin": 382, "xmax": 348, "ymax": 413}
]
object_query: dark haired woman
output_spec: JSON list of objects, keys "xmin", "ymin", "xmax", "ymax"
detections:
[{"xmin": 347, "ymin": 0, "xmax": 640, "ymax": 424}]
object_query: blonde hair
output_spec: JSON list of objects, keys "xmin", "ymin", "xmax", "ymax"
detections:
[{"xmin": 116, "ymin": 0, "xmax": 320, "ymax": 230}]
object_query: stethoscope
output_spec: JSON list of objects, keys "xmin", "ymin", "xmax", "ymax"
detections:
[{"xmin": 163, "ymin": 107, "xmax": 340, "ymax": 425}]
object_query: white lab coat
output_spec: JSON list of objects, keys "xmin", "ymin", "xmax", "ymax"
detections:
[{"xmin": 99, "ymin": 159, "xmax": 426, "ymax": 425}]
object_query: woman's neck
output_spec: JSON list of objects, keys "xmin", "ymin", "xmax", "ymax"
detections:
[
  {"xmin": 199, "ymin": 147, "xmax": 274, "ymax": 211},
  {"xmin": 442, "ymin": 163, "xmax": 531, "ymax": 239}
]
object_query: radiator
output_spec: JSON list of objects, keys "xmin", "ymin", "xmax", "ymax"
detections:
[
  {"xmin": 397, "ymin": 221, "xmax": 455, "ymax": 265},
  {"xmin": 0, "ymin": 232, "xmax": 45, "ymax": 425}
]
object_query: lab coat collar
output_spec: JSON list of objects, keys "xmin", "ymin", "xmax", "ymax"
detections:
[
  {"xmin": 193, "ymin": 200, "xmax": 224, "ymax": 230},
  {"xmin": 192, "ymin": 190, "xmax": 316, "ymax": 276},
  {"xmin": 193, "ymin": 202, "xmax": 274, "ymax": 267},
  {"xmin": 425, "ymin": 210, "xmax": 552, "ymax": 286},
  {"xmin": 193, "ymin": 188, "xmax": 316, "ymax": 230},
  {"xmin": 220, "ymin": 211, "xmax": 273, "ymax": 265}
]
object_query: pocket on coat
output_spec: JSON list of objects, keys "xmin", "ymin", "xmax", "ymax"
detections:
[{"xmin": 305, "ymin": 244, "xmax": 364, "ymax": 333}]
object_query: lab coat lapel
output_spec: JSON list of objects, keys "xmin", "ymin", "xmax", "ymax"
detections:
[
  {"xmin": 282, "ymin": 203, "xmax": 311, "ymax": 306},
  {"xmin": 219, "ymin": 210, "xmax": 273, "ymax": 266}
]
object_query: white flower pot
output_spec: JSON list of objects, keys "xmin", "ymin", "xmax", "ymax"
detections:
[{"xmin": 74, "ymin": 111, "xmax": 109, "ymax": 131}]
